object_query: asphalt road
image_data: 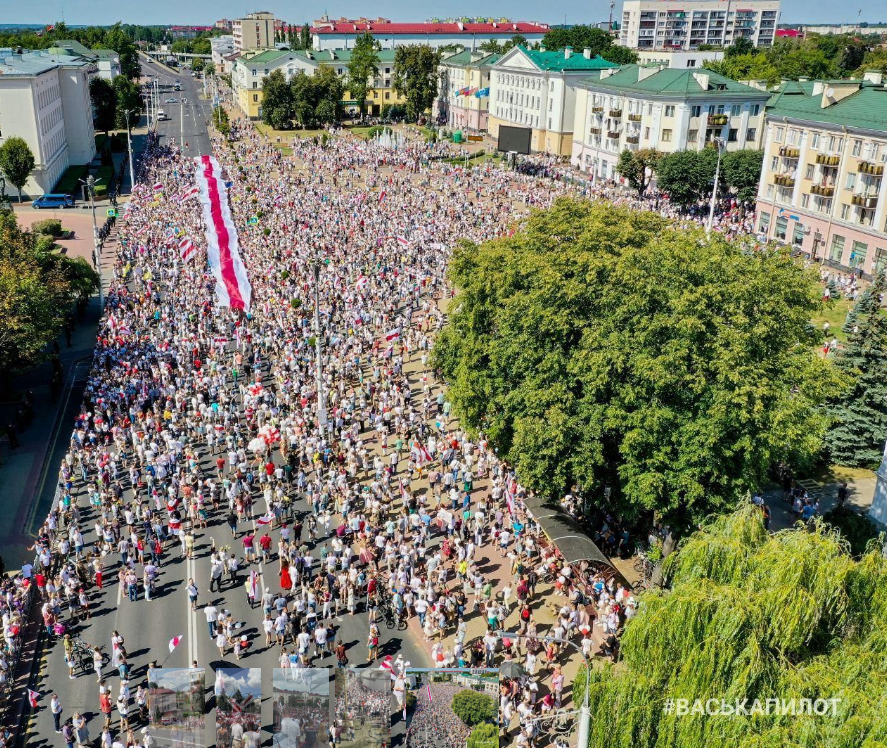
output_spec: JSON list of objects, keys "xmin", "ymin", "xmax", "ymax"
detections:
[{"xmin": 26, "ymin": 56, "xmax": 425, "ymax": 748}]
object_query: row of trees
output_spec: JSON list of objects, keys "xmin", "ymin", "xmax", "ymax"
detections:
[
  {"xmin": 706, "ymin": 33, "xmax": 883, "ymax": 86},
  {"xmin": 276, "ymin": 24, "xmax": 312, "ymax": 51},
  {"xmin": 617, "ymin": 147, "xmax": 764, "ymax": 205},
  {"xmin": 432, "ymin": 198, "xmax": 836, "ymax": 529},
  {"xmin": 261, "ymin": 68, "xmax": 344, "ymax": 130},
  {"xmin": 0, "ymin": 209, "xmax": 99, "ymax": 388},
  {"xmin": 89, "ymin": 76, "xmax": 144, "ymax": 135}
]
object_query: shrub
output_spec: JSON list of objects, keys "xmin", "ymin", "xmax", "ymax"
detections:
[{"xmin": 31, "ymin": 218, "xmax": 63, "ymax": 237}]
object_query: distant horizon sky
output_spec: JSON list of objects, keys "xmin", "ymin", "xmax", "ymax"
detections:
[{"xmin": 0, "ymin": 0, "xmax": 883, "ymax": 29}]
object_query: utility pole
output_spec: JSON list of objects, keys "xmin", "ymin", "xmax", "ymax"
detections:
[
  {"xmin": 706, "ymin": 136, "xmax": 726, "ymax": 237},
  {"xmin": 80, "ymin": 176, "xmax": 102, "ymax": 308},
  {"xmin": 312, "ymin": 256, "xmax": 328, "ymax": 435},
  {"xmin": 180, "ymin": 97, "xmax": 184, "ymax": 149},
  {"xmin": 124, "ymin": 109, "xmax": 135, "ymax": 190}
]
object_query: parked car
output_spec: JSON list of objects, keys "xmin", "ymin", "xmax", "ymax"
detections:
[
  {"xmin": 33, "ymin": 194, "xmax": 75, "ymax": 209},
  {"xmin": 165, "ymin": 97, "xmax": 178, "ymax": 104}
]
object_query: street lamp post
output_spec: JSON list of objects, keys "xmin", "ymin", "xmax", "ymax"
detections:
[
  {"xmin": 79, "ymin": 176, "xmax": 103, "ymax": 309},
  {"xmin": 124, "ymin": 109, "xmax": 135, "ymax": 190},
  {"xmin": 180, "ymin": 98, "xmax": 185, "ymax": 149},
  {"xmin": 499, "ymin": 631, "xmax": 591, "ymax": 748},
  {"xmin": 706, "ymin": 136, "xmax": 727, "ymax": 238}
]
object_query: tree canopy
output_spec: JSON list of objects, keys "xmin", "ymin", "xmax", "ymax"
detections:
[
  {"xmin": 432, "ymin": 199, "xmax": 837, "ymax": 527},
  {"xmin": 261, "ymin": 67, "xmax": 343, "ymax": 130},
  {"xmin": 654, "ymin": 148, "xmax": 718, "ymax": 207},
  {"xmin": 617, "ymin": 148, "xmax": 661, "ymax": 196},
  {"xmin": 392, "ymin": 45, "xmax": 441, "ymax": 121},
  {"xmin": 825, "ymin": 272, "xmax": 887, "ymax": 468},
  {"xmin": 90, "ymin": 77, "xmax": 117, "ymax": 135},
  {"xmin": 347, "ymin": 33, "xmax": 381, "ymax": 117},
  {"xmin": 450, "ymin": 690, "xmax": 495, "ymax": 726},
  {"xmin": 575, "ymin": 504, "xmax": 887, "ymax": 748},
  {"xmin": 542, "ymin": 25, "xmax": 638, "ymax": 65},
  {"xmin": 0, "ymin": 137, "xmax": 36, "ymax": 202}
]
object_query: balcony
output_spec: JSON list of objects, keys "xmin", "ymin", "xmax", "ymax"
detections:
[
  {"xmin": 589, "ymin": 127, "xmax": 601, "ymax": 135},
  {"xmin": 608, "ymin": 131, "xmax": 621, "ymax": 139},
  {"xmin": 779, "ymin": 146, "xmax": 800, "ymax": 158},
  {"xmin": 816, "ymin": 153, "xmax": 840, "ymax": 166},
  {"xmin": 851, "ymin": 194, "xmax": 878, "ymax": 208},
  {"xmin": 859, "ymin": 161, "xmax": 884, "ymax": 176},
  {"xmin": 810, "ymin": 184, "xmax": 834, "ymax": 196},
  {"xmin": 626, "ymin": 135, "xmax": 640, "ymax": 144},
  {"xmin": 628, "ymin": 113, "xmax": 642, "ymax": 122},
  {"xmin": 609, "ymin": 109, "xmax": 622, "ymax": 118},
  {"xmin": 774, "ymin": 174, "xmax": 796, "ymax": 187},
  {"xmin": 708, "ymin": 113, "xmax": 728, "ymax": 126},
  {"xmin": 591, "ymin": 106, "xmax": 604, "ymax": 113}
]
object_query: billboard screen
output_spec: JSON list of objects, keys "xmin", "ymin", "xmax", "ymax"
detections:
[{"xmin": 497, "ymin": 125, "xmax": 532, "ymax": 154}]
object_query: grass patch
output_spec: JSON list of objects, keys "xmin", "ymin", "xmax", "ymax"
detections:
[
  {"xmin": 255, "ymin": 123, "xmax": 326, "ymax": 140},
  {"xmin": 94, "ymin": 164, "xmax": 115, "ymax": 197},
  {"xmin": 808, "ymin": 463, "xmax": 875, "ymax": 485},
  {"xmin": 811, "ymin": 297, "xmax": 853, "ymax": 344},
  {"xmin": 349, "ymin": 126, "xmax": 375, "ymax": 139},
  {"xmin": 95, "ymin": 133, "xmax": 109, "ymax": 153},
  {"xmin": 54, "ymin": 164, "xmax": 89, "ymax": 195}
]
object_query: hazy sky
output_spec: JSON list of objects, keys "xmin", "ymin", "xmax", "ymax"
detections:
[{"xmin": 0, "ymin": 0, "xmax": 883, "ymax": 28}]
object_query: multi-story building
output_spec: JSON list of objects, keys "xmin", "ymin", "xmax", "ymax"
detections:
[
  {"xmin": 635, "ymin": 48, "xmax": 724, "ymax": 69},
  {"xmin": 755, "ymin": 73, "xmax": 887, "ymax": 276},
  {"xmin": 215, "ymin": 19, "xmax": 233, "ymax": 31},
  {"xmin": 310, "ymin": 17, "xmax": 549, "ymax": 52},
  {"xmin": 487, "ymin": 46, "xmax": 619, "ymax": 156},
  {"xmin": 48, "ymin": 39, "xmax": 120, "ymax": 81},
  {"xmin": 452, "ymin": 674, "xmax": 499, "ymax": 696},
  {"xmin": 434, "ymin": 50, "xmax": 500, "ymax": 130},
  {"xmin": 571, "ymin": 65, "xmax": 768, "ymax": 180},
  {"xmin": 233, "ymin": 12, "xmax": 277, "ymax": 53},
  {"xmin": 0, "ymin": 49, "xmax": 96, "ymax": 197},
  {"xmin": 618, "ymin": 0, "xmax": 780, "ymax": 51},
  {"xmin": 232, "ymin": 47, "xmax": 406, "ymax": 119},
  {"xmin": 210, "ymin": 35, "xmax": 235, "ymax": 71}
]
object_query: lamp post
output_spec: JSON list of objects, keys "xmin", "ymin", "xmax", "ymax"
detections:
[
  {"xmin": 499, "ymin": 631, "xmax": 591, "ymax": 748},
  {"xmin": 706, "ymin": 135, "xmax": 727, "ymax": 238},
  {"xmin": 124, "ymin": 109, "xmax": 135, "ymax": 190},
  {"xmin": 78, "ymin": 176, "xmax": 103, "ymax": 309}
]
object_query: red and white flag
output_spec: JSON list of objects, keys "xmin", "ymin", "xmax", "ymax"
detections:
[
  {"xmin": 354, "ymin": 275, "xmax": 369, "ymax": 290},
  {"xmin": 256, "ymin": 512, "xmax": 274, "ymax": 526},
  {"xmin": 195, "ymin": 155, "xmax": 252, "ymax": 311},
  {"xmin": 181, "ymin": 185, "xmax": 199, "ymax": 200},
  {"xmin": 378, "ymin": 190, "xmax": 387, "ymax": 202},
  {"xmin": 399, "ymin": 478, "xmax": 410, "ymax": 503},
  {"xmin": 168, "ymin": 634, "xmax": 184, "ymax": 653},
  {"xmin": 153, "ymin": 182, "xmax": 164, "ymax": 192},
  {"xmin": 395, "ymin": 235, "xmax": 409, "ymax": 247},
  {"xmin": 384, "ymin": 328, "xmax": 401, "ymax": 342},
  {"xmin": 28, "ymin": 690, "xmax": 39, "ymax": 708},
  {"xmin": 179, "ymin": 237, "xmax": 196, "ymax": 261}
]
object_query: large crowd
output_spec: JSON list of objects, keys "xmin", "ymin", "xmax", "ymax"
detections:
[{"xmin": 405, "ymin": 682, "xmax": 472, "ymax": 748}]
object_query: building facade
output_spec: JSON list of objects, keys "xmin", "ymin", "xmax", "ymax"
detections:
[
  {"xmin": 635, "ymin": 48, "xmax": 724, "ymax": 69},
  {"xmin": 311, "ymin": 19, "xmax": 549, "ymax": 52},
  {"xmin": 210, "ymin": 36, "xmax": 235, "ymax": 72},
  {"xmin": 0, "ymin": 50, "xmax": 96, "ymax": 197},
  {"xmin": 618, "ymin": 0, "xmax": 780, "ymax": 51},
  {"xmin": 233, "ymin": 12, "xmax": 277, "ymax": 53},
  {"xmin": 755, "ymin": 73, "xmax": 887, "ymax": 276},
  {"xmin": 571, "ymin": 65, "xmax": 768, "ymax": 180},
  {"xmin": 452, "ymin": 674, "xmax": 498, "ymax": 696},
  {"xmin": 434, "ymin": 50, "xmax": 499, "ymax": 130},
  {"xmin": 49, "ymin": 40, "xmax": 120, "ymax": 81},
  {"xmin": 488, "ymin": 46, "xmax": 619, "ymax": 156}
]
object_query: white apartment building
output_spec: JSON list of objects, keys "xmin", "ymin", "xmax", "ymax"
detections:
[
  {"xmin": 233, "ymin": 12, "xmax": 277, "ymax": 53},
  {"xmin": 210, "ymin": 35, "xmax": 235, "ymax": 71},
  {"xmin": 571, "ymin": 65, "xmax": 768, "ymax": 180},
  {"xmin": 636, "ymin": 49, "xmax": 724, "ymax": 69},
  {"xmin": 0, "ymin": 50, "xmax": 96, "ymax": 197},
  {"xmin": 619, "ymin": 0, "xmax": 780, "ymax": 51},
  {"xmin": 487, "ymin": 46, "xmax": 619, "ymax": 156}
]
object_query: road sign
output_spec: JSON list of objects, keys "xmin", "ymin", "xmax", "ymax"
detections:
[
  {"xmin": 106, "ymin": 208, "xmax": 117, "ymax": 217},
  {"xmin": 247, "ymin": 216, "xmax": 259, "ymax": 226}
]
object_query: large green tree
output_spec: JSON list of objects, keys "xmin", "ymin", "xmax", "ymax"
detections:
[
  {"xmin": 617, "ymin": 148, "xmax": 661, "ymax": 196},
  {"xmin": 433, "ymin": 199, "xmax": 837, "ymax": 527},
  {"xmin": 542, "ymin": 25, "xmax": 638, "ymax": 64},
  {"xmin": 347, "ymin": 32, "xmax": 381, "ymax": 117},
  {"xmin": 392, "ymin": 45, "xmax": 442, "ymax": 121},
  {"xmin": 575, "ymin": 504, "xmax": 887, "ymax": 748},
  {"xmin": 261, "ymin": 69, "xmax": 294, "ymax": 130},
  {"xmin": 0, "ymin": 137, "xmax": 36, "ymax": 202},
  {"xmin": 113, "ymin": 75, "xmax": 143, "ymax": 131},
  {"xmin": 654, "ymin": 148, "xmax": 718, "ymax": 207},
  {"xmin": 721, "ymin": 149, "xmax": 764, "ymax": 204},
  {"xmin": 450, "ymin": 690, "xmax": 495, "ymax": 726},
  {"xmin": 89, "ymin": 77, "xmax": 117, "ymax": 135},
  {"xmin": 0, "ymin": 211, "xmax": 98, "ymax": 386},
  {"xmin": 825, "ymin": 272, "xmax": 887, "ymax": 468}
]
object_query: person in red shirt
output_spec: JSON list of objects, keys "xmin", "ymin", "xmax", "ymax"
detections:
[{"xmin": 258, "ymin": 532, "xmax": 272, "ymax": 562}]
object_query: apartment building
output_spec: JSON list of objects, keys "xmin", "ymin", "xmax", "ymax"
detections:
[
  {"xmin": 488, "ymin": 46, "xmax": 619, "ymax": 156},
  {"xmin": 755, "ymin": 73, "xmax": 887, "ymax": 276},
  {"xmin": 233, "ymin": 12, "xmax": 277, "ymax": 53},
  {"xmin": 434, "ymin": 50, "xmax": 500, "ymax": 130},
  {"xmin": 210, "ymin": 35, "xmax": 235, "ymax": 71},
  {"xmin": 571, "ymin": 65, "xmax": 768, "ymax": 180},
  {"xmin": 619, "ymin": 0, "xmax": 780, "ymax": 51},
  {"xmin": 635, "ymin": 49, "xmax": 723, "ymax": 69},
  {"xmin": 0, "ymin": 49, "xmax": 96, "ymax": 197}
]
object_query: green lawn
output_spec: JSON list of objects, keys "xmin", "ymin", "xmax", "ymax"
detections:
[
  {"xmin": 255, "ymin": 122, "xmax": 326, "ymax": 140},
  {"xmin": 53, "ymin": 164, "xmax": 89, "ymax": 195},
  {"xmin": 811, "ymin": 297, "xmax": 853, "ymax": 344}
]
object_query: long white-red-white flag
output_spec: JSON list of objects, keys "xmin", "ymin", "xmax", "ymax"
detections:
[
  {"xmin": 169, "ymin": 634, "xmax": 184, "ymax": 653},
  {"xmin": 179, "ymin": 236, "xmax": 196, "ymax": 261},
  {"xmin": 194, "ymin": 155, "xmax": 252, "ymax": 311}
]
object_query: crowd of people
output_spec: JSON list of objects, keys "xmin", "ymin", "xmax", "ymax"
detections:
[{"xmin": 405, "ymin": 681, "xmax": 472, "ymax": 748}]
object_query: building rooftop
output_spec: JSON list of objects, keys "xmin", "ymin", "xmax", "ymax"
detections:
[
  {"xmin": 440, "ymin": 49, "xmax": 501, "ymax": 67},
  {"xmin": 0, "ymin": 49, "xmax": 91, "ymax": 76},
  {"xmin": 312, "ymin": 21, "xmax": 549, "ymax": 35},
  {"xmin": 579, "ymin": 64, "xmax": 769, "ymax": 97},
  {"xmin": 503, "ymin": 46, "xmax": 619, "ymax": 72},
  {"xmin": 765, "ymin": 78, "xmax": 887, "ymax": 133},
  {"xmin": 51, "ymin": 39, "xmax": 93, "ymax": 56}
]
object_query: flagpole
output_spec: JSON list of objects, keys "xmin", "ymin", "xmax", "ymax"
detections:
[{"xmin": 312, "ymin": 255, "xmax": 328, "ymax": 436}]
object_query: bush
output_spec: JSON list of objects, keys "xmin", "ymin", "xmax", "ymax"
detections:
[
  {"xmin": 467, "ymin": 723, "xmax": 497, "ymax": 748},
  {"xmin": 110, "ymin": 134, "xmax": 126, "ymax": 153},
  {"xmin": 450, "ymin": 690, "xmax": 495, "ymax": 726},
  {"xmin": 824, "ymin": 505, "xmax": 883, "ymax": 557},
  {"xmin": 31, "ymin": 218, "xmax": 63, "ymax": 237}
]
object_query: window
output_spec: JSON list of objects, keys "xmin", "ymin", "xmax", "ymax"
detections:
[
  {"xmin": 385, "ymin": 92, "xmax": 390, "ymax": 100},
  {"xmin": 774, "ymin": 126, "xmax": 784, "ymax": 143},
  {"xmin": 688, "ymin": 58, "xmax": 696, "ymax": 67},
  {"xmin": 801, "ymin": 193, "xmax": 810, "ymax": 208},
  {"xmin": 829, "ymin": 235, "xmax": 845, "ymax": 262},
  {"xmin": 774, "ymin": 216, "xmax": 788, "ymax": 241},
  {"xmin": 645, "ymin": 127, "xmax": 651, "ymax": 138},
  {"xmin": 728, "ymin": 128, "xmax": 738, "ymax": 142},
  {"xmin": 385, "ymin": 67, "xmax": 390, "ymax": 74},
  {"xmin": 746, "ymin": 127, "xmax": 756, "ymax": 142},
  {"xmin": 730, "ymin": 104, "xmax": 741, "ymax": 116},
  {"xmin": 793, "ymin": 223, "xmax": 805, "ymax": 246},
  {"xmin": 846, "ymin": 173, "xmax": 856, "ymax": 190},
  {"xmin": 811, "ymin": 132, "xmax": 820, "ymax": 150},
  {"xmin": 805, "ymin": 164, "xmax": 814, "ymax": 180},
  {"xmin": 770, "ymin": 156, "xmax": 778, "ymax": 171},
  {"xmin": 840, "ymin": 203, "xmax": 850, "ymax": 220},
  {"xmin": 252, "ymin": 94, "xmax": 258, "ymax": 102},
  {"xmin": 688, "ymin": 129, "xmax": 698, "ymax": 142},
  {"xmin": 850, "ymin": 240, "xmax": 868, "ymax": 268},
  {"xmin": 765, "ymin": 184, "xmax": 774, "ymax": 199},
  {"xmin": 662, "ymin": 129, "xmax": 672, "ymax": 142},
  {"xmin": 665, "ymin": 105, "xmax": 675, "ymax": 117},
  {"xmin": 788, "ymin": 128, "xmax": 801, "ymax": 145},
  {"xmin": 851, "ymin": 139, "xmax": 862, "ymax": 156},
  {"xmin": 252, "ymin": 82, "xmax": 257, "ymax": 89},
  {"xmin": 750, "ymin": 104, "xmax": 760, "ymax": 116},
  {"xmin": 758, "ymin": 211, "xmax": 771, "ymax": 233},
  {"xmin": 691, "ymin": 105, "xmax": 701, "ymax": 117},
  {"xmin": 875, "ymin": 247, "xmax": 887, "ymax": 273}
]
